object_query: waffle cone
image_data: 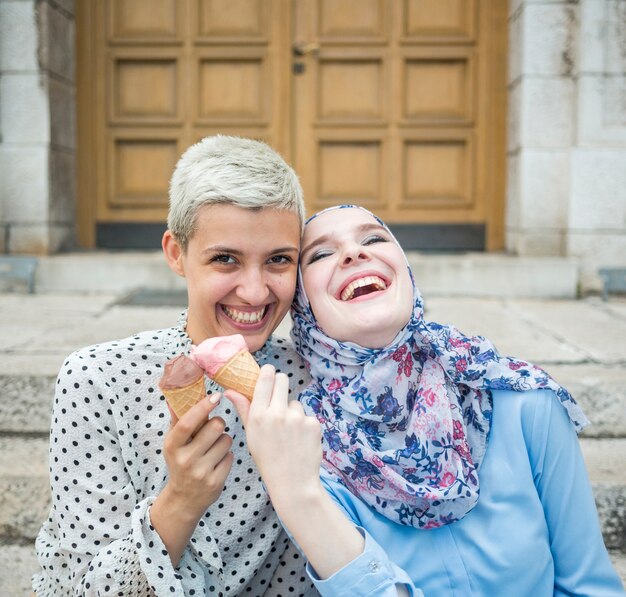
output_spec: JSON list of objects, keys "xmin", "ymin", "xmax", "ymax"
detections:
[
  {"xmin": 211, "ymin": 349, "xmax": 260, "ymax": 401},
  {"xmin": 162, "ymin": 374, "xmax": 206, "ymax": 418}
]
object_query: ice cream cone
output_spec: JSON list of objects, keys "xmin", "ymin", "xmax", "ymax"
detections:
[
  {"xmin": 211, "ymin": 349, "xmax": 260, "ymax": 401},
  {"xmin": 162, "ymin": 375, "xmax": 206, "ymax": 418}
]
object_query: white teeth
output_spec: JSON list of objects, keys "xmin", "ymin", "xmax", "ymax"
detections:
[
  {"xmin": 223, "ymin": 306, "xmax": 265, "ymax": 324},
  {"xmin": 340, "ymin": 276, "xmax": 387, "ymax": 301}
]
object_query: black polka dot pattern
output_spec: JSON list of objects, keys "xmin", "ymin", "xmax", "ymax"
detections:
[{"xmin": 32, "ymin": 313, "xmax": 317, "ymax": 596}]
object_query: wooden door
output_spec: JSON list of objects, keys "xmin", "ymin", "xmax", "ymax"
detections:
[
  {"xmin": 292, "ymin": 0, "xmax": 507, "ymax": 250},
  {"xmin": 77, "ymin": 0, "xmax": 506, "ymax": 250},
  {"xmin": 77, "ymin": 0, "xmax": 292, "ymax": 248}
]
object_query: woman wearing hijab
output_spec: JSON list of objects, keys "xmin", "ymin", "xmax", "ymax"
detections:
[{"xmin": 226, "ymin": 205, "xmax": 625, "ymax": 596}]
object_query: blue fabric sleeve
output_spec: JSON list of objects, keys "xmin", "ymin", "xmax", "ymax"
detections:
[
  {"xmin": 300, "ymin": 476, "xmax": 423, "ymax": 597},
  {"xmin": 527, "ymin": 391, "xmax": 625, "ymax": 595},
  {"xmin": 306, "ymin": 525, "xmax": 422, "ymax": 597}
]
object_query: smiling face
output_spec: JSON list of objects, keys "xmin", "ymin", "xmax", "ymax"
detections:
[
  {"xmin": 300, "ymin": 207, "xmax": 414, "ymax": 348},
  {"xmin": 163, "ymin": 204, "xmax": 300, "ymax": 352}
]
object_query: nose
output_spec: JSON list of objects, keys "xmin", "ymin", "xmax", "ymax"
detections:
[
  {"xmin": 235, "ymin": 267, "xmax": 271, "ymax": 304},
  {"xmin": 340, "ymin": 242, "xmax": 371, "ymax": 266}
]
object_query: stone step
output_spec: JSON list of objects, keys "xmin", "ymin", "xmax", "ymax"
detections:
[
  {"xmin": 2, "ymin": 366, "xmax": 624, "ymax": 437},
  {"xmin": 0, "ymin": 437, "xmax": 625, "ymax": 548},
  {"xmin": 0, "ymin": 544, "xmax": 39, "ymax": 597},
  {"xmin": 17, "ymin": 251, "xmax": 580, "ymax": 299}
]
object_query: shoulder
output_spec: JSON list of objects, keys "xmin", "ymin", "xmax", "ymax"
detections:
[
  {"xmin": 490, "ymin": 388, "xmax": 576, "ymax": 452},
  {"xmin": 58, "ymin": 326, "xmax": 173, "ymax": 381}
]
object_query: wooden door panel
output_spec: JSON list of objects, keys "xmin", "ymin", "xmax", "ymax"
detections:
[
  {"xmin": 402, "ymin": 48, "xmax": 475, "ymax": 124},
  {"xmin": 318, "ymin": 54, "xmax": 385, "ymax": 124},
  {"xmin": 78, "ymin": 0, "xmax": 290, "ymax": 246},
  {"xmin": 403, "ymin": 0, "xmax": 476, "ymax": 42},
  {"xmin": 108, "ymin": 51, "xmax": 182, "ymax": 125},
  {"xmin": 294, "ymin": 0, "xmax": 505, "ymax": 249},
  {"xmin": 107, "ymin": 132, "xmax": 184, "ymax": 217},
  {"xmin": 317, "ymin": 135, "xmax": 386, "ymax": 211},
  {"xmin": 401, "ymin": 132, "xmax": 474, "ymax": 210},
  {"xmin": 78, "ymin": 0, "xmax": 504, "ymax": 249},
  {"xmin": 195, "ymin": 49, "xmax": 269, "ymax": 125},
  {"xmin": 108, "ymin": 0, "xmax": 181, "ymax": 41},
  {"xmin": 318, "ymin": 0, "xmax": 387, "ymax": 40},
  {"xmin": 197, "ymin": 0, "xmax": 265, "ymax": 39}
]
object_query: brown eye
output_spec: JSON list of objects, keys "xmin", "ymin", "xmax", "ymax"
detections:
[{"xmin": 210, "ymin": 253, "xmax": 237, "ymax": 264}]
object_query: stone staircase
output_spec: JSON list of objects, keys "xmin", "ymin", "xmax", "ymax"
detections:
[
  {"xmin": 0, "ymin": 253, "xmax": 624, "ymax": 594},
  {"xmin": 1, "ymin": 369, "xmax": 625, "ymax": 594}
]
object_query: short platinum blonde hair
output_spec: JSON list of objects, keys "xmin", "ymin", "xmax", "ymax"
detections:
[{"xmin": 168, "ymin": 135, "xmax": 305, "ymax": 250}]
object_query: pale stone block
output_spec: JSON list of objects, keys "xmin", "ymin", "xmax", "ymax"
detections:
[
  {"xmin": 0, "ymin": 146, "xmax": 48, "ymax": 221},
  {"xmin": 507, "ymin": 79, "xmax": 522, "ymax": 152},
  {"xmin": 579, "ymin": 0, "xmax": 607, "ymax": 74},
  {"xmin": 514, "ymin": 231, "xmax": 564, "ymax": 256},
  {"xmin": 407, "ymin": 254, "xmax": 578, "ymax": 298},
  {"xmin": 0, "ymin": 437, "xmax": 50, "ymax": 540},
  {"xmin": 606, "ymin": 1, "xmax": 626, "ymax": 74},
  {"xmin": 49, "ymin": 149, "xmax": 75, "ymax": 223},
  {"xmin": 520, "ymin": 77, "xmax": 575, "ymax": 148},
  {"xmin": 0, "ymin": 0, "xmax": 38, "ymax": 71},
  {"xmin": 0, "ymin": 73, "xmax": 50, "ymax": 144},
  {"xmin": 566, "ymin": 232, "xmax": 626, "ymax": 292},
  {"xmin": 48, "ymin": 222, "xmax": 75, "ymax": 252},
  {"xmin": 505, "ymin": 153, "xmax": 521, "ymax": 229},
  {"xmin": 48, "ymin": 77, "xmax": 75, "ymax": 149},
  {"xmin": 512, "ymin": 298, "xmax": 626, "ymax": 363},
  {"xmin": 578, "ymin": 74, "xmax": 626, "ymax": 146},
  {"xmin": 0, "ymin": 544, "xmax": 40, "ymax": 597},
  {"xmin": 549, "ymin": 363, "xmax": 626, "ymax": 438},
  {"xmin": 522, "ymin": 4, "xmax": 578, "ymax": 76},
  {"xmin": 35, "ymin": 252, "xmax": 187, "ymax": 293},
  {"xmin": 505, "ymin": 228, "xmax": 521, "ymax": 254},
  {"xmin": 8, "ymin": 224, "xmax": 52, "ymax": 253},
  {"xmin": 508, "ymin": 9, "xmax": 523, "ymax": 84},
  {"xmin": 0, "ymin": 375, "xmax": 55, "ymax": 434},
  {"xmin": 569, "ymin": 149, "xmax": 626, "ymax": 229},
  {"xmin": 425, "ymin": 297, "xmax": 587, "ymax": 362},
  {"xmin": 518, "ymin": 149, "xmax": 569, "ymax": 228},
  {"xmin": 37, "ymin": 0, "xmax": 75, "ymax": 82},
  {"xmin": 605, "ymin": 75, "xmax": 626, "ymax": 126}
]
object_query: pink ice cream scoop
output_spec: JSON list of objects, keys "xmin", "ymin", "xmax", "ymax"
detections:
[{"xmin": 191, "ymin": 334, "xmax": 260, "ymax": 400}]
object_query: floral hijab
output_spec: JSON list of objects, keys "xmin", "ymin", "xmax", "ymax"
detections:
[{"xmin": 290, "ymin": 205, "xmax": 589, "ymax": 529}]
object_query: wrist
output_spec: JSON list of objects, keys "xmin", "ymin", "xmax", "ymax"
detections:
[
  {"xmin": 153, "ymin": 483, "xmax": 205, "ymax": 527},
  {"xmin": 268, "ymin": 478, "xmax": 326, "ymax": 519}
]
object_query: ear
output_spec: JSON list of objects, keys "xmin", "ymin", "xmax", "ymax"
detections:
[{"xmin": 162, "ymin": 230, "xmax": 186, "ymax": 277}]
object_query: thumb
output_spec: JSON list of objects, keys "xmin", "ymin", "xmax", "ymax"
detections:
[{"xmin": 224, "ymin": 389, "xmax": 251, "ymax": 426}]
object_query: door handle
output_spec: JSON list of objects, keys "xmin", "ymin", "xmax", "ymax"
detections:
[{"xmin": 293, "ymin": 41, "xmax": 320, "ymax": 56}]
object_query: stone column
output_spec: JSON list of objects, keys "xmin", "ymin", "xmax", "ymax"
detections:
[
  {"xmin": 507, "ymin": 0, "xmax": 577, "ymax": 258},
  {"xmin": 0, "ymin": 0, "xmax": 75, "ymax": 254},
  {"xmin": 507, "ymin": 0, "xmax": 626, "ymax": 292},
  {"xmin": 569, "ymin": 0, "xmax": 626, "ymax": 290}
]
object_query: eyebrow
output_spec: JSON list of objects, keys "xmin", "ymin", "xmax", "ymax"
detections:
[
  {"xmin": 201, "ymin": 245, "xmax": 299, "ymax": 257},
  {"xmin": 301, "ymin": 223, "xmax": 386, "ymax": 258}
]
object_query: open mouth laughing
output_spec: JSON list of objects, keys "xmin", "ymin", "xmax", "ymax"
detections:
[
  {"xmin": 339, "ymin": 275, "xmax": 388, "ymax": 301},
  {"xmin": 222, "ymin": 305, "xmax": 268, "ymax": 325}
]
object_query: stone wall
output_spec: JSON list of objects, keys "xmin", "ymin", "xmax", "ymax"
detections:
[
  {"xmin": 0, "ymin": 0, "xmax": 76, "ymax": 254},
  {"xmin": 507, "ymin": 0, "xmax": 626, "ymax": 291},
  {"xmin": 0, "ymin": 0, "xmax": 624, "ymax": 292}
]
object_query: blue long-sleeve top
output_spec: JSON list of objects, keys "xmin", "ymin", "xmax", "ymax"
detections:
[{"xmin": 303, "ymin": 389, "xmax": 625, "ymax": 596}]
